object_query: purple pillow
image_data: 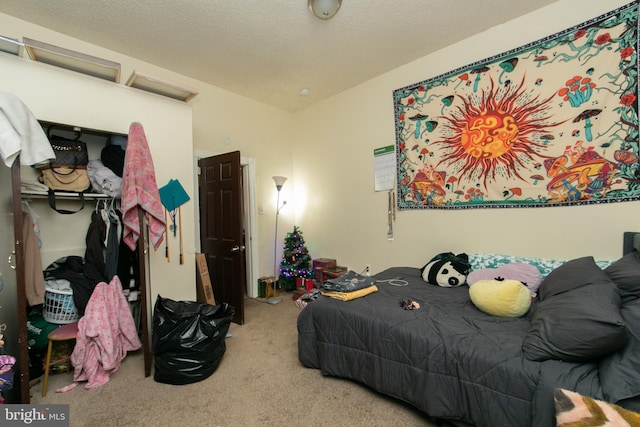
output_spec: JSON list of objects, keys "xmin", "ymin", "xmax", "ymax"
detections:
[{"xmin": 467, "ymin": 262, "xmax": 542, "ymax": 292}]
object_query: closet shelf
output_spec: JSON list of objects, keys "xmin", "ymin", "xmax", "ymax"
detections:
[{"xmin": 21, "ymin": 190, "xmax": 110, "ymax": 200}]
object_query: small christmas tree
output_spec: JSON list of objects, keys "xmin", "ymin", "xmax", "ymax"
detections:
[{"xmin": 278, "ymin": 226, "xmax": 312, "ymax": 291}]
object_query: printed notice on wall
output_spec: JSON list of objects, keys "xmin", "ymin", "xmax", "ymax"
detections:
[{"xmin": 374, "ymin": 145, "xmax": 395, "ymax": 192}]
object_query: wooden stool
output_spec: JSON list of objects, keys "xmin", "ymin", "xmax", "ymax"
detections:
[{"xmin": 42, "ymin": 321, "xmax": 78, "ymax": 397}]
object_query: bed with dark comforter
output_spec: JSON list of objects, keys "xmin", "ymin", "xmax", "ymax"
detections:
[{"xmin": 298, "ymin": 249, "xmax": 640, "ymax": 427}]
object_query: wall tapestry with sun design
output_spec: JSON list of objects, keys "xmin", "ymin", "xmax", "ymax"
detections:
[{"xmin": 393, "ymin": 1, "xmax": 639, "ymax": 210}]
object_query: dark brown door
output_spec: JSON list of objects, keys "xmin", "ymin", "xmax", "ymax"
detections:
[{"xmin": 198, "ymin": 151, "xmax": 245, "ymax": 324}]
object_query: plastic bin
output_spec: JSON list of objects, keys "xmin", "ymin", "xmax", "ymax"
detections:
[{"xmin": 43, "ymin": 288, "xmax": 79, "ymax": 324}]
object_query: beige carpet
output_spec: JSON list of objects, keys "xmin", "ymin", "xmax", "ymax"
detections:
[{"xmin": 31, "ymin": 295, "xmax": 438, "ymax": 427}]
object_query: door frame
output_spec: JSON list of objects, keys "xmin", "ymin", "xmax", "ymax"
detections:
[{"xmin": 193, "ymin": 149, "xmax": 259, "ymax": 298}]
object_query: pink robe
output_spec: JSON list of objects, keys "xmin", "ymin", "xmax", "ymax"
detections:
[{"xmin": 70, "ymin": 275, "xmax": 141, "ymax": 390}]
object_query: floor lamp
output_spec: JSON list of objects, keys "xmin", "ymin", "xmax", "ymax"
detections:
[{"xmin": 268, "ymin": 176, "xmax": 287, "ymax": 305}]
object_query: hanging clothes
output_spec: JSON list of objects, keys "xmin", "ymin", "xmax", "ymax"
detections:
[
  {"xmin": 121, "ymin": 122, "xmax": 166, "ymax": 251},
  {"xmin": 22, "ymin": 211, "xmax": 46, "ymax": 306},
  {"xmin": 0, "ymin": 91, "xmax": 55, "ymax": 167},
  {"xmin": 104, "ymin": 204, "xmax": 121, "ymax": 281},
  {"xmin": 84, "ymin": 207, "xmax": 107, "ymax": 276},
  {"xmin": 117, "ymin": 228, "xmax": 140, "ymax": 292}
]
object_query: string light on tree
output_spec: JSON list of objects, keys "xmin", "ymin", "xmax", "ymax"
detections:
[{"xmin": 278, "ymin": 226, "xmax": 312, "ymax": 291}]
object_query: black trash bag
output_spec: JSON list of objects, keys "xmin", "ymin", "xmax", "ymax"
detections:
[{"xmin": 152, "ymin": 295, "xmax": 235, "ymax": 385}]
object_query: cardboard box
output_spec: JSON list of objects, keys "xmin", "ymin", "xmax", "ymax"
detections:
[{"xmin": 195, "ymin": 253, "xmax": 216, "ymax": 305}]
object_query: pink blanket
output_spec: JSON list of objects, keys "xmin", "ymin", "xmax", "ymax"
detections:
[
  {"xmin": 121, "ymin": 122, "xmax": 166, "ymax": 251},
  {"xmin": 70, "ymin": 276, "xmax": 141, "ymax": 390}
]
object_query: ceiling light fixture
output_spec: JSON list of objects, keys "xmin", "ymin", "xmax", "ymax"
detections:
[{"xmin": 308, "ymin": 0, "xmax": 342, "ymax": 20}]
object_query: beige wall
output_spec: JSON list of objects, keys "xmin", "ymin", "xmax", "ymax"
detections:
[
  {"xmin": 292, "ymin": 0, "xmax": 638, "ymax": 274},
  {"xmin": 190, "ymin": 86, "xmax": 294, "ymax": 278}
]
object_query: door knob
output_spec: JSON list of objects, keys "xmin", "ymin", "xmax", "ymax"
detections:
[{"xmin": 231, "ymin": 245, "xmax": 245, "ymax": 253}]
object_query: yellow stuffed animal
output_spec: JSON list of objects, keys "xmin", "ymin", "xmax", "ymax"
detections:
[{"xmin": 469, "ymin": 278, "xmax": 532, "ymax": 317}]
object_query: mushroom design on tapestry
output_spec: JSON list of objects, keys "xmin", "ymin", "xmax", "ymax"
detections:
[
  {"xmin": 502, "ymin": 187, "xmax": 522, "ymax": 200},
  {"xmin": 470, "ymin": 66, "xmax": 490, "ymax": 92},
  {"xmin": 409, "ymin": 114, "xmax": 429, "ymax": 139},
  {"xmin": 533, "ymin": 55, "xmax": 548, "ymax": 67},
  {"xmin": 530, "ymin": 174, "xmax": 544, "ymax": 185},
  {"xmin": 558, "ymin": 76, "xmax": 596, "ymax": 108},
  {"xmin": 440, "ymin": 95, "xmax": 454, "ymax": 114},
  {"xmin": 544, "ymin": 156, "xmax": 570, "ymax": 178},
  {"xmin": 425, "ymin": 120, "xmax": 438, "ymax": 133},
  {"xmin": 540, "ymin": 134, "xmax": 555, "ymax": 146},
  {"xmin": 424, "ymin": 182, "xmax": 446, "ymax": 204},
  {"xmin": 446, "ymin": 176, "xmax": 458, "ymax": 191},
  {"xmin": 498, "ymin": 58, "xmax": 518, "ymax": 85},
  {"xmin": 411, "ymin": 170, "xmax": 428, "ymax": 196},
  {"xmin": 454, "ymin": 73, "xmax": 469, "ymax": 90},
  {"xmin": 418, "ymin": 147, "xmax": 431, "ymax": 162},
  {"xmin": 614, "ymin": 149, "xmax": 638, "ymax": 168},
  {"xmin": 573, "ymin": 109, "xmax": 601, "ymax": 142},
  {"xmin": 546, "ymin": 170, "xmax": 582, "ymax": 201},
  {"xmin": 569, "ymin": 151, "xmax": 615, "ymax": 194}
]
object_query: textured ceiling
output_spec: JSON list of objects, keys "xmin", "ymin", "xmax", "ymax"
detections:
[{"xmin": 0, "ymin": 0, "xmax": 558, "ymax": 112}]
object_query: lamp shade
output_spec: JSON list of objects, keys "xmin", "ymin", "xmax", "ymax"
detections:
[
  {"xmin": 308, "ymin": 0, "xmax": 342, "ymax": 20},
  {"xmin": 273, "ymin": 176, "xmax": 287, "ymax": 191}
]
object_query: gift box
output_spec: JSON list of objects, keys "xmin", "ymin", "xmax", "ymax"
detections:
[
  {"xmin": 313, "ymin": 267, "xmax": 326, "ymax": 283},
  {"xmin": 313, "ymin": 258, "xmax": 337, "ymax": 271},
  {"xmin": 296, "ymin": 277, "xmax": 313, "ymax": 292}
]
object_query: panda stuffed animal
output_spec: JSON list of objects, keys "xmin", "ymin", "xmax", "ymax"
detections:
[{"xmin": 421, "ymin": 252, "xmax": 470, "ymax": 287}]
